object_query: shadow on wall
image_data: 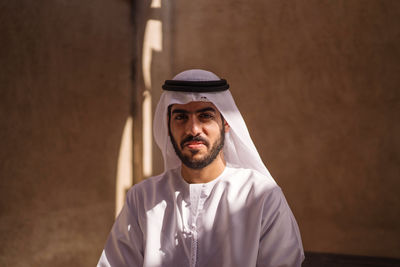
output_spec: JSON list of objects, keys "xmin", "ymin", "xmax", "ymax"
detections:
[{"xmin": 0, "ymin": 1, "xmax": 134, "ymax": 266}]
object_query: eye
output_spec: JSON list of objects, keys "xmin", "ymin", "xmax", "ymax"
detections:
[
  {"xmin": 173, "ymin": 113, "xmax": 187, "ymax": 121},
  {"xmin": 199, "ymin": 112, "xmax": 214, "ymax": 120}
]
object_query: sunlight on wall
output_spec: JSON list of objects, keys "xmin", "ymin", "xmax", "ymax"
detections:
[
  {"xmin": 115, "ymin": 116, "xmax": 133, "ymax": 217},
  {"xmin": 142, "ymin": 90, "xmax": 153, "ymax": 178},
  {"xmin": 142, "ymin": 20, "xmax": 162, "ymax": 90},
  {"xmin": 151, "ymin": 0, "xmax": 161, "ymax": 8},
  {"xmin": 115, "ymin": 0, "xmax": 163, "ymax": 217},
  {"xmin": 142, "ymin": 18, "xmax": 162, "ymax": 178}
]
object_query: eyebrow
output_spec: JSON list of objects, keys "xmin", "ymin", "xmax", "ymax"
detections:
[{"xmin": 171, "ymin": 107, "xmax": 217, "ymax": 114}]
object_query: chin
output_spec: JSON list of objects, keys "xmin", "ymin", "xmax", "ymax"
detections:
[
  {"xmin": 183, "ymin": 148, "xmax": 205, "ymax": 155},
  {"xmin": 183, "ymin": 152, "xmax": 207, "ymax": 161}
]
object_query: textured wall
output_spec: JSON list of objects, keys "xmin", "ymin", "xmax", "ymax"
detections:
[
  {"xmin": 0, "ymin": 1, "xmax": 133, "ymax": 266},
  {"xmin": 2, "ymin": 0, "xmax": 399, "ymax": 265},
  {"xmin": 160, "ymin": 0, "xmax": 400, "ymax": 258}
]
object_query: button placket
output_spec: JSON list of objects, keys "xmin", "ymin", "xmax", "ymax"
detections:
[{"xmin": 189, "ymin": 185, "xmax": 202, "ymax": 267}]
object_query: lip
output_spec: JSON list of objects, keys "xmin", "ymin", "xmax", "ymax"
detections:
[{"xmin": 184, "ymin": 141, "xmax": 205, "ymax": 149}]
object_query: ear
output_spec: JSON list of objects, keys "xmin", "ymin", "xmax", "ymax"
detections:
[{"xmin": 224, "ymin": 120, "xmax": 230, "ymax": 133}]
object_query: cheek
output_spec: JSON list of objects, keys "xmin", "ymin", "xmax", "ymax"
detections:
[
  {"xmin": 204, "ymin": 123, "xmax": 222, "ymax": 138},
  {"xmin": 170, "ymin": 124, "xmax": 184, "ymax": 139}
]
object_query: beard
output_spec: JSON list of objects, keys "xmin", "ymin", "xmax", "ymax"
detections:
[{"xmin": 169, "ymin": 125, "xmax": 225, "ymax": 170}]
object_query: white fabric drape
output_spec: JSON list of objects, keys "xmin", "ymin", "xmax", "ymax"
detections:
[{"xmin": 153, "ymin": 89, "xmax": 274, "ymax": 184}]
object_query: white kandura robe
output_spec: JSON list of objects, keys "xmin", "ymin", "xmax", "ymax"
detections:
[{"xmin": 98, "ymin": 166, "xmax": 304, "ymax": 267}]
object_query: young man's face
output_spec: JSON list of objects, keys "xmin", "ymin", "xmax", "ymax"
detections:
[{"xmin": 168, "ymin": 101, "xmax": 229, "ymax": 169}]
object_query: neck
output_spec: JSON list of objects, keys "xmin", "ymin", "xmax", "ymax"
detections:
[{"xmin": 181, "ymin": 153, "xmax": 226, "ymax": 184}]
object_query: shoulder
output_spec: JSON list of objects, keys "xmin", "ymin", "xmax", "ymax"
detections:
[
  {"xmin": 220, "ymin": 166, "xmax": 283, "ymax": 205},
  {"xmin": 229, "ymin": 168, "xmax": 295, "ymax": 227},
  {"xmin": 124, "ymin": 168, "xmax": 179, "ymax": 206},
  {"xmin": 224, "ymin": 166, "xmax": 279, "ymax": 192}
]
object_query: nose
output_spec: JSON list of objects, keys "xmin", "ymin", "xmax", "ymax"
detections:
[{"xmin": 185, "ymin": 115, "xmax": 202, "ymax": 136}]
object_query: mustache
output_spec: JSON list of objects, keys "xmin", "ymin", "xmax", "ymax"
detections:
[{"xmin": 180, "ymin": 135, "xmax": 209, "ymax": 148}]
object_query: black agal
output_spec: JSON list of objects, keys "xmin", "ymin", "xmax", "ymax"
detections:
[{"xmin": 162, "ymin": 79, "xmax": 229, "ymax": 92}]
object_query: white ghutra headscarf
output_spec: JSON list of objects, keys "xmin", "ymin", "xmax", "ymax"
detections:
[{"xmin": 153, "ymin": 69, "xmax": 276, "ymax": 185}]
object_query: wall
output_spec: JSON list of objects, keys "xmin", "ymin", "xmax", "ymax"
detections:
[
  {"xmin": 0, "ymin": 1, "xmax": 133, "ymax": 266},
  {"xmin": 1, "ymin": 0, "xmax": 399, "ymax": 264},
  {"xmin": 156, "ymin": 0, "xmax": 400, "ymax": 258}
]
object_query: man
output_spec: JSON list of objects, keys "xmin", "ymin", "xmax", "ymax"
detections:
[{"xmin": 98, "ymin": 69, "xmax": 304, "ymax": 267}]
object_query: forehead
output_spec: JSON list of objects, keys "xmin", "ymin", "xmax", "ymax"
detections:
[{"xmin": 170, "ymin": 101, "xmax": 220, "ymax": 113}]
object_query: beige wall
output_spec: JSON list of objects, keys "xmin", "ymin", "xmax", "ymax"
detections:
[
  {"xmin": 150, "ymin": 0, "xmax": 400, "ymax": 258},
  {"xmin": 0, "ymin": 1, "xmax": 133, "ymax": 266},
  {"xmin": 1, "ymin": 0, "xmax": 399, "ymax": 265}
]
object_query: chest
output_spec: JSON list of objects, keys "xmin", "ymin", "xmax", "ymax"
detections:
[{"xmin": 140, "ymin": 186, "xmax": 263, "ymax": 267}]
